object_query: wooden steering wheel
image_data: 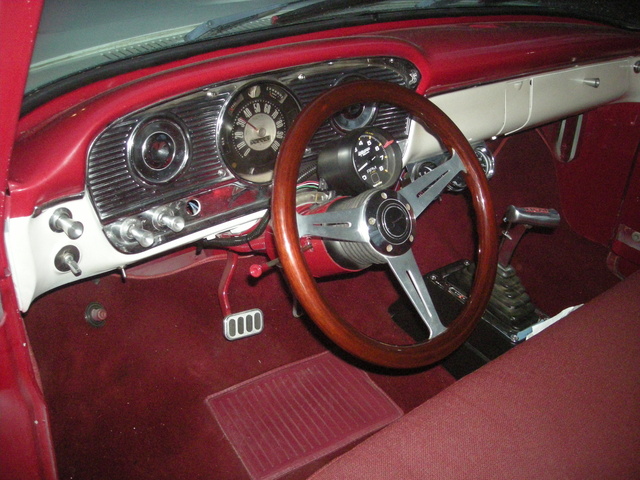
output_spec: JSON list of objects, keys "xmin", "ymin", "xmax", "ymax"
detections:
[{"xmin": 272, "ymin": 81, "xmax": 498, "ymax": 369}]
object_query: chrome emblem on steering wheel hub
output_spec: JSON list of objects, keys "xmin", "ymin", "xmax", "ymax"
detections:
[{"xmin": 366, "ymin": 190, "xmax": 415, "ymax": 256}]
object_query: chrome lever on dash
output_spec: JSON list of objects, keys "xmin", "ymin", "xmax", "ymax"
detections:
[
  {"xmin": 583, "ymin": 77, "xmax": 600, "ymax": 88},
  {"xmin": 54, "ymin": 245, "xmax": 82, "ymax": 276}
]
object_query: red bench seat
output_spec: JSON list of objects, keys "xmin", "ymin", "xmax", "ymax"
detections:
[{"xmin": 310, "ymin": 271, "xmax": 640, "ymax": 479}]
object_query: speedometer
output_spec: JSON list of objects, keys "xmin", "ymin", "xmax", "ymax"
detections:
[{"xmin": 219, "ymin": 81, "xmax": 300, "ymax": 183}]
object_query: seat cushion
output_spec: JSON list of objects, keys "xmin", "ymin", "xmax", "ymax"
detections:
[{"xmin": 310, "ymin": 271, "xmax": 640, "ymax": 480}]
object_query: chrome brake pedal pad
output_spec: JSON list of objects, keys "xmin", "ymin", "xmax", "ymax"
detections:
[{"xmin": 223, "ymin": 309, "xmax": 264, "ymax": 340}]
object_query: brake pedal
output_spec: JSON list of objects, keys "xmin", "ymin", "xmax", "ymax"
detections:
[{"xmin": 224, "ymin": 309, "xmax": 264, "ymax": 340}]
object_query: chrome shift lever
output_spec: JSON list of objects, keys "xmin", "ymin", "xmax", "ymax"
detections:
[
  {"xmin": 503, "ymin": 205, "xmax": 561, "ymax": 230},
  {"xmin": 499, "ymin": 206, "xmax": 560, "ymax": 266}
]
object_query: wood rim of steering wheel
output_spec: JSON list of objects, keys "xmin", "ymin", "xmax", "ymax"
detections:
[{"xmin": 272, "ymin": 81, "xmax": 498, "ymax": 369}]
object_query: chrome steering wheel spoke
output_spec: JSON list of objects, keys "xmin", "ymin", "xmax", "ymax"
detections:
[
  {"xmin": 386, "ymin": 249, "xmax": 447, "ymax": 338},
  {"xmin": 400, "ymin": 152, "xmax": 465, "ymax": 218},
  {"xmin": 296, "ymin": 207, "xmax": 369, "ymax": 243}
]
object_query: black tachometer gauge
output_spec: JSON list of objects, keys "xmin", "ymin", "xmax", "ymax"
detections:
[
  {"xmin": 353, "ymin": 132, "xmax": 395, "ymax": 187},
  {"xmin": 318, "ymin": 128, "xmax": 403, "ymax": 195},
  {"xmin": 219, "ymin": 81, "xmax": 300, "ymax": 183}
]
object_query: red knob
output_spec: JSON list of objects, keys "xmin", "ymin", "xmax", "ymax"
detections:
[{"xmin": 249, "ymin": 264, "xmax": 264, "ymax": 278}]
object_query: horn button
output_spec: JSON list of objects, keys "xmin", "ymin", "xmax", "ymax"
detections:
[{"xmin": 366, "ymin": 190, "xmax": 415, "ymax": 256}]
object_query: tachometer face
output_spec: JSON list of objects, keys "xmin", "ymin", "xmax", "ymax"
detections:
[
  {"xmin": 219, "ymin": 81, "xmax": 300, "ymax": 183},
  {"xmin": 353, "ymin": 132, "xmax": 394, "ymax": 188}
]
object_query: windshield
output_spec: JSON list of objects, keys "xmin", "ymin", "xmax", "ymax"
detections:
[{"xmin": 27, "ymin": 0, "xmax": 640, "ymax": 95}]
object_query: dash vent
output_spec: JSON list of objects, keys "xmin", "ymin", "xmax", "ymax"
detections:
[{"xmin": 102, "ymin": 35, "xmax": 184, "ymax": 61}]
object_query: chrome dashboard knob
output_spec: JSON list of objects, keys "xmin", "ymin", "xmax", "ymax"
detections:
[
  {"xmin": 160, "ymin": 214, "xmax": 185, "ymax": 232},
  {"xmin": 148, "ymin": 207, "xmax": 185, "ymax": 233},
  {"xmin": 54, "ymin": 245, "xmax": 82, "ymax": 276},
  {"xmin": 50, "ymin": 208, "xmax": 84, "ymax": 239},
  {"xmin": 113, "ymin": 218, "xmax": 156, "ymax": 248},
  {"xmin": 128, "ymin": 224, "xmax": 155, "ymax": 248}
]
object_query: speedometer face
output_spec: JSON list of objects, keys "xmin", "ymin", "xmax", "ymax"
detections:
[{"xmin": 219, "ymin": 81, "xmax": 300, "ymax": 183}]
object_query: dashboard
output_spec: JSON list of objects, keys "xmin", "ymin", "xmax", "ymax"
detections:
[
  {"xmin": 7, "ymin": 19, "xmax": 640, "ymax": 312},
  {"xmin": 88, "ymin": 58, "xmax": 416, "ymax": 254}
]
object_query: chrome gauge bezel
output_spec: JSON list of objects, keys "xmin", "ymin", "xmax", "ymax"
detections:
[
  {"xmin": 407, "ymin": 142, "xmax": 495, "ymax": 193},
  {"xmin": 126, "ymin": 115, "xmax": 190, "ymax": 185},
  {"xmin": 332, "ymin": 102, "xmax": 378, "ymax": 132},
  {"xmin": 446, "ymin": 143, "xmax": 496, "ymax": 192},
  {"xmin": 331, "ymin": 75, "xmax": 379, "ymax": 132},
  {"xmin": 474, "ymin": 144, "xmax": 495, "ymax": 179},
  {"xmin": 217, "ymin": 80, "xmax": 301, "ymax": 184}
]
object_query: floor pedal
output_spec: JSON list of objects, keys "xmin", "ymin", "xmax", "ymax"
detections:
[{"xmin": 223, "ymin": 309, "xmax": 264, "ymax": 340}]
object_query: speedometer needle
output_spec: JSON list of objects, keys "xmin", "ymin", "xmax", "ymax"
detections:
[{"xmin": 243, "ymin": 118, "xmax": 260, "ymax": 132}]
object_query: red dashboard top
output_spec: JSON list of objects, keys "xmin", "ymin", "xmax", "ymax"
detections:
[{"xmin": 9, "ymin": 16, "xmax": 640, "ymax": 218}]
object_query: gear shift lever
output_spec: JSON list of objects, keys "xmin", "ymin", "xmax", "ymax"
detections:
[
  {"xmin": 418, "ymin": 205, "xmax": 562, "ymax": 342},
  {"xmin": 499, "ymin": 206, "xmax": 560, "ymax": 266},
  {"xmin": 476, "ymin": 205, "xmax": 562, "ymax": 332}
]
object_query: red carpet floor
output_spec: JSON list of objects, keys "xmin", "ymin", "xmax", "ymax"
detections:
[{"xmin": 24, "ymin": 254, "xmax": 454, "ymax": 480}]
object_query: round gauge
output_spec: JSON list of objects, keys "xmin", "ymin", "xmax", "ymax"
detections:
[
  {"xmin": 318, "ymin": 128, "xmax": 403, "ymax": 195},
  {"xmin": 475, "ymin": 144, "xmax": 495, "ymax": 179},
  {"xmin": 353, "ymin": 132, "xmax": 398, "ymax": 188},
  {"xmin": 447, "ymin": 144, "xmax": 496, "ymax": 192},
  {"xmin": 331, "ymin": 76, "xmax": 377, "ymax": 132},
  {"xmin": 408, "ymin": 160, "xmax": 440, "ymax": 182},
  {"xmin": 332, "ymin": 102, "xmax": 378, "ymax": 132},
  {"xmin": 219, "ymin": 81, "xmax": 300, "ymax": 183},
  {"xmin": 127, "ymin": 116, "xmax": 190, "ymax": 184}
]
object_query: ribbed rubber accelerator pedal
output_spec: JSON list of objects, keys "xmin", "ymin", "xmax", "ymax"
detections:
[{"xmin": 223, "ymin": 309, "xmax": 264, "ymax": 340}]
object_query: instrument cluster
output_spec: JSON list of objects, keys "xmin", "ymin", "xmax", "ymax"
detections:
[{"xmin": 87, "ymin": 57, "xmax": 419, "ymax": 253}]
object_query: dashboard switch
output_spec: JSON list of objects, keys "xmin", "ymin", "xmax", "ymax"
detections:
[
  {"xmin": 50, "ymin": 208, "xmax": 84, "ymax": 239},
  {"xmin": 54, "ymin": 245, "xmax": 82, "ymax": 276},
  {"xmin": 113, "ymin": 218, "xmax": 156, "ymax": 248},
  {"xmin": 128, "ymin": 224, "xmax": 155, "ymax": 248},
  {"xmin": 148, "ymin": 206, "xmax": 185, "ymax": 233},
  {"xmin": 159, "ymin": 214, "xmax": 185, "ymax": 232}
]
